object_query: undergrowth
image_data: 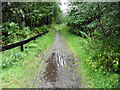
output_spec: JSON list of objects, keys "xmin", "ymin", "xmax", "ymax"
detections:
[
  {"xmin": 58, "ymin": 24, "xmax": 120, "ymax": 88},
  {"xmin": 1, "ymin": 22, "xmax": 51, "ymax": 45},
  {"xmin": 2, "ymin": 24, "xmax": 56, "ymax": 88}
]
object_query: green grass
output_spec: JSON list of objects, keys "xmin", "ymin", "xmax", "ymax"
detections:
[
  {"xmin": 58, "ymin": 24, "xmax": 119, "ymax": 88},
  {"xmin": 2, "ymin": 24, "xmax": 56, "ymax": 88}
]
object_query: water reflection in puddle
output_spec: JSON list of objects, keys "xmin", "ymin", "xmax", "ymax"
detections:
[
  {"xmin": 42, "ymin": 52, "xmax": 78, "ymax": 88},
  {"xmin": 38, "ymin": 51, "xmax": 81, "ymax": 88},
  {"xmin": 43, "ymin": 52, "xmax": 67, "ymax": 84}
]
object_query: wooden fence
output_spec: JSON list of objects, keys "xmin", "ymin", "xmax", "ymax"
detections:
[{"xmin": 0, "ymin": 31, "xmax": 49, "ymax": 52}]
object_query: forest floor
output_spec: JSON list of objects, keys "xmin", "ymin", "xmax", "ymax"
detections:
[{"xmin": 33, "ymin": 29, "xmax": 81, "ymax": 88}]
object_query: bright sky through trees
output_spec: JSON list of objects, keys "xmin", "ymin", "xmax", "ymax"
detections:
[{"xmin": 60, "ymin": 0, "xmax": 69, "ymax": 14}]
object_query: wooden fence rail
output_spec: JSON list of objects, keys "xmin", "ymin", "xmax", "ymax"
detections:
[{"xmin": 0, "ymin": 31, "xmax": 49, "ymax": 52}]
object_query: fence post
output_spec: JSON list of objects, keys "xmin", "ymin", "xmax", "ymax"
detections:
[{"xmin": 21, "ymin": 45, "xmax": 24, "ymax": 51}]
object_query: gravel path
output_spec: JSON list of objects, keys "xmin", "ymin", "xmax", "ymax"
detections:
[{"xmin": 33, "ymin": 29, "xmax": 81, "ymax": 88}]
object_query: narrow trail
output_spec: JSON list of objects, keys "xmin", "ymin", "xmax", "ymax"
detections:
[{"xmin": 33, "ymin": 29, "xmax": 81, "ymax": 88}]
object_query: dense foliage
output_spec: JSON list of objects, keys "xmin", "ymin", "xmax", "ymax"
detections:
[
  {"xmin": 1, "ymin": 2, "xmax": 62, "ymax": 45},
  {"xmin": 67, "ymin": 2, "xmax": 120, "ymax": 73}
]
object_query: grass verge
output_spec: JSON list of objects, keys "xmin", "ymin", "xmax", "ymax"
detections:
[
  {"xmin": 2, "ymin": 24, "xmax": 56, "ymax": 88},
  {"xmin": 58, "ymin": 24, "xmax": 119, "ymax": 88}
]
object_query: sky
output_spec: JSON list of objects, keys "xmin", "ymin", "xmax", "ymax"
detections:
[{"xmin": 60, "ymin": 0, "xmax": 69, "ymax": 14}]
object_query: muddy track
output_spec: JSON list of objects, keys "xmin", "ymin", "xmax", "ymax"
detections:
[{"xmin": 33, "ymin": 29, "xmax": 81, "ymax": 88}]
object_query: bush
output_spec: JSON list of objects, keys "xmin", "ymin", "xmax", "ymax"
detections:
[
  {"xmin": 2, "ymin": 51, "xmax": 23, "ymax": 68},
  {"xmin": 32, "ymin": 25, "xmax": 49, "ymax": 34},
  {"xmin": 2, "ymin": 22, "xmax": 20, "ymax": 44},
  {"xmin": 2, "ymin": 22, "xmax": 31, "ymax": 45}
]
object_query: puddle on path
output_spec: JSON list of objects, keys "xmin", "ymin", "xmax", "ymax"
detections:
[
  {"xmin": 34, "ymin": 52, "xmax": 80, "ymax": 88},
  {"xmin": 43, "ymin": 53, "xmax": 57, "ymax": 83},
  {"xmin": 43, "ymin": 52, "xmax": 68, "ymax": 87}
]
